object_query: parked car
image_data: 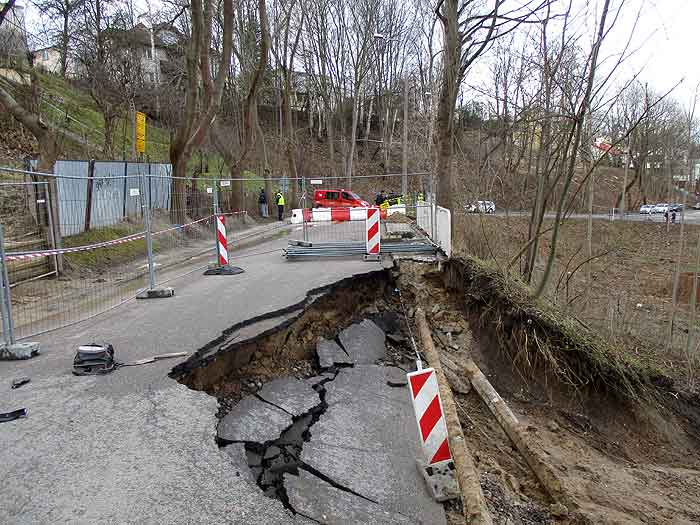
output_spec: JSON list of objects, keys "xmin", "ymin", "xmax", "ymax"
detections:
[
  {"xmin": 639, "ymin": 204, "xmax": 653, "ymax": 214},
  {"xmin": 652, "ymin": 203, "xmax": 669, "ymax": 214},
  {"xmin": 465, "ymin": 200, "xmax": 496, "ymax": 214},
  {"xmin": 313, "ymin": 189, "xmax": 370, "ymax": 208},
  {"xmin": 668, "ymin": 203, "xmax": 684, "ymax": 212},
  {"xmin": 692, "ymin": 202, "xmax": 700, "ymax": 210}
]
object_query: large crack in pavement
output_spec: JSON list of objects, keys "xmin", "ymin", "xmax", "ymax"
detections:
[
  {"xmin": 241, "ymin": 372, "xmax": 340, "ymax": 510},
  {"xmin": 172, "ymin": 268, "xmax": 447, "ymax": 524},
  {"xmin": 219, "ymin": 366, "xmax": 386, "ymax": 517}
]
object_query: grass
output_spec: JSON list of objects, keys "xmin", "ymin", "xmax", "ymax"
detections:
[
  {"xmin": 62, "ymin": 223, "xmax": 149, "ymax": 269},
  {"xmin": 37, "ymin": 72, "xmax": 172, "ymax": 162}
]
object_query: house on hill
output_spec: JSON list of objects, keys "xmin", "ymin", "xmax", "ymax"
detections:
[{"xmin": 105, "ymin": 21, "xmax": 183, "ymax": 85}]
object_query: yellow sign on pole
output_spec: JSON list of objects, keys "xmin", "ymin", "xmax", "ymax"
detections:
[{"xmin": 135, "ymin": 111, "xmax": 146, "ymax": 153}]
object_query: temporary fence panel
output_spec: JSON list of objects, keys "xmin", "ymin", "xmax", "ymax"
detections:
[
  {"xmin": 435, "ymin": 206, "xmax": 452, "ymax": 257},
  {"xmin": 148, "ymin": 164, "xmax": 172, "ymax": 211},
  {"xmin": 91, "ymin": 161, "xmax": 127, "ymax": 230},
  {"xmin": 416, "ymin": 203, "xmax": 434, "ymax": 238},
  {"xmin": 125, "ymin": 163, "xmax": 148, "ymax": 218},
  {"xmin": 54, "ymin": 160, "xmax": 90, "ymax": 236}
]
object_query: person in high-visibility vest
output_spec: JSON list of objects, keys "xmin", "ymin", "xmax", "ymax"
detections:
[{"xmin": 275, "ymin": 189, "xmax": 285, "ymax": 221}]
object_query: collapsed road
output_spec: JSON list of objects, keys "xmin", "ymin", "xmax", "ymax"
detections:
[
  {"xmin": 0, "ymin": 237, "xmax": 403, "ymax": 524},
  {"xmin": 172, "ymin": 272, "xmax": 448, "ymax": 524}
]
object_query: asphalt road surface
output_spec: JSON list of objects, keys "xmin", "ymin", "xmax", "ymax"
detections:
[
  {"xmin": 0, "ymin": 233, "xmax": 444, "ymax": 524},
  {"xmin": 492, "ymin": 209, "xmax": 700, "ymax": 224}
]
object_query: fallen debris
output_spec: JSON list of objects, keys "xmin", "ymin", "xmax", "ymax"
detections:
[
  {"xmin": 11, "ymin": 376, "xmax": 30, "ymax": 389},
  {"xmin": 120, "ymin": 352, "xmax": 189, "ymax": 367},
  {"xmin": 0, "ymin": 407, "xmax": 27, "ymax": 423},
  {"xmin": 464, "ymin": 359, "xmax": 571, "ymax": 509},
  {"xmin": 315, "ymin": 338, "xmax": 353, "ymax": 369},
  {"xmin": 337, "ymin": 319, "xmax": 386, "ymax": 364},
  {"xmin": 415, "ymin": 307, "xmax": 493, "ymax": 525},
  {"xmin": 72, "ymin": 344, "xmax": 116, "ymax": 375}
]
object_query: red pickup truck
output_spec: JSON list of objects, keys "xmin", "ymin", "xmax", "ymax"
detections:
[{"xmin": 313, "ymin": 189, "xmax": 370, "ymax": 208}]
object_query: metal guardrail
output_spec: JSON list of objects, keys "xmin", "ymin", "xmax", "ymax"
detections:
[{"xmin": 284, "ymin": 240, "xmax": 437, "ymax": 258}]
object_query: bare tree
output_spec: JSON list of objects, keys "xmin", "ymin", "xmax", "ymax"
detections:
[
  {"xmin": 433, "ymin": 0, "xmax": 550, "ymax": 211},
  {"xmin": 32, "ymin": 0, "xmax": 84, "ymax": 77},
  {"xmin": 169, "ymin": 0, "xmax": 234, "ymax": 223}
]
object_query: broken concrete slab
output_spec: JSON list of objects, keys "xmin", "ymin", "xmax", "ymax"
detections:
[
  {"xmin": 324, "ymin": 366, "xmax": 407, "ymax": 408},
  {"xmin": 256, "ymin": 377, "xmax": 319, "ymax": 417},
  {"xmin": 337, "ymin": 320, "xmax": 386, "ymax": 364},
  {"xmin": 222, "ymin": 443, "xmax": 258, "ymax": 485},
  {"xmin": 304, "ymin": 372, "xmax": 335, "ymax": 387},
  {"xmin": 315, "ymin": 338, "xmax": 353, "ymax": 369},
  {"xmin": 303, "ymin": 365, "xmax": 446, "ymax": 524},
  {"xmin": 217, "ymin": 395, "xmax": 292, "ymax": 443},
  {"xmin": 285, "ymin": 470, "xmax": 413, "ymax": 524}
]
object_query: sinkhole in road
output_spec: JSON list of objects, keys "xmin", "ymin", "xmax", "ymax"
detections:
[{"xmin": 170, "ymin": 267, "xmax": 421, "ymax": 513}]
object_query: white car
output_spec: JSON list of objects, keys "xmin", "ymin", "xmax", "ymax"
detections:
[
  {"xmin": 465, "ymin": 200, "xmax": 496, "ymax": 214},
  {"xmin": 639, "ymin": 204, "xmax": 653, "ymax": 214},
  {"xmin": 652, "ymin": 203, "xmax": 669, "ymax": 214}
]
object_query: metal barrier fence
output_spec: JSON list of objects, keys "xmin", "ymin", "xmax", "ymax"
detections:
[
  {"xmin": 0, "ymin": 167, "xmax": 445, "ymax": 340},
  {"xmin": 0, "ymin": 166, "xmax": 302, "ymax": 341}
]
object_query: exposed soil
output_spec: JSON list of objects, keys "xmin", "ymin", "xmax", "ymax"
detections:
[
  {"xmin": 171, "ymin": 256, "xmax": 700, "ymax": 524},
  {"xmin": 395, "ymin": 258, "xmax": 700, "ymax": 524}
]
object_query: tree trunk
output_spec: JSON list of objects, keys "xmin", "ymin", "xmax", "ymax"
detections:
[
  {"xmin": 281, "ymin": 68, "xmax": 298, "ymax": 207},
  {"xmin": 170, "ymin": 158, "xmax": 189, "ymax": 224},
  {"xmin": 434, "ymin": 0, "xmax": 460, "ymax": 211},
  {"xmin": 346, "ymin": 93, "xmax": 360, "ymax": 187},
  {"xmin": 415, "ymin": 310, "xmax": 493, "ymax": 525},
  {"xmin": 464, "ymin": 359, "xmax": 570, "ymax": 507}
]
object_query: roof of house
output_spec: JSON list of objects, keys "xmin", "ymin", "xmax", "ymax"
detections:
[
  {"xmin": 31, "ymin": 45, "xmax": 59, "ymax": 53},
  {"xmin": 106, "ymin": 23, "xmax": 183, "ymax": 49}
]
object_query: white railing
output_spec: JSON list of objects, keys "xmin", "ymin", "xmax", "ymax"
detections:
[{"xmin": 435, "ymin": 206, "xmax": 452, "ymax": 257}]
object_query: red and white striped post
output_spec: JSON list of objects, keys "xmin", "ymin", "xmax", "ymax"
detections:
[
  {"xmin": 407, "ymin": 368, "xmax": 451, "ymax": 464},
  {"xmin": 216, "ymin": 214, "xmax": 228, "ymax": 265},
  {"xmin": 204, "ymin": 214, "xmax": 245, "ymax": 275},
  {"xmin": 407, "ymin": 367, "xmax": 458, "ymax": 501},
  {"xmin": 365, "ymin": 207, "xmax": 380, "ymax": 257}
]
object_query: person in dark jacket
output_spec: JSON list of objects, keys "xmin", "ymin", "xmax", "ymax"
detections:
[
  {"xmin": 258, "ymin": 188, "xmax": 268, "ymax": 217},
  {"xmin": 375, "ymin": 191, "xmax": 386, "ymax": 206}
]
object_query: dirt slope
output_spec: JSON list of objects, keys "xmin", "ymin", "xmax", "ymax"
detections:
[{"xmin": 395, "ymin": 258, "xmax": 700, "ymax": 524}]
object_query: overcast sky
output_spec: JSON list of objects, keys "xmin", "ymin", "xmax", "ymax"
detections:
[{"xmin": 605, "ymin": 0, "xmax": 699, "ymax": 103}]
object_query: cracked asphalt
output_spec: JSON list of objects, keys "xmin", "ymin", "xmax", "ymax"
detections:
[
  {"xmin": 0, "ymin": 236, "xmax": 393, "ymax": 524},
  {"xmin": 217, "ymin": 320, "xmax": 446, "ymax": 524}
]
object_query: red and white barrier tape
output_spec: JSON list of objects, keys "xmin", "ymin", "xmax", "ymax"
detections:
[
  {"xmin": 6, "ymin": 213, "xmax": 224, "ymax": 261},
  {"xmin": 150, "ymin": 215, "xmax": 212, "ymax": 237},
  {"xmin": 6, "ymin": 232, "xmax": 147, "ymax": 261}
]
